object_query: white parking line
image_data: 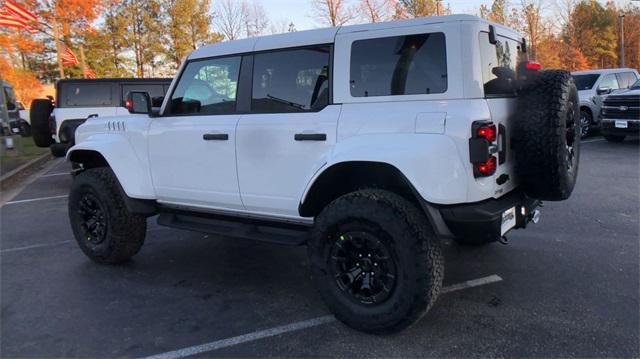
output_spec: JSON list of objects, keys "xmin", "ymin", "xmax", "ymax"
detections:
[
  {"xmin": 142, "ymin": 274, "xmax": 503, "ymax": 359},
  {"xmin": 582, "ymin": 138, "xmax": 605, "ymax": 143},
  {"xmin": 1, "ymin": 240, "xmax": 74, "ymax": 254},
  {"xmin": 41, "ymin": 172, "xmax": 70, "ymax": 178},
  {"xmin": 440, "ymin": 274, "xmax": 503, "ymax": 293},
  {"xmin": 4, "ymin": 195, "xmax": 68, "ymax": 205}
]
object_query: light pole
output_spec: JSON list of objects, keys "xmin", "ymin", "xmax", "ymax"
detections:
[{"xmin": 619, "ymin": 14, "xmax": 625, "ymax": 67}]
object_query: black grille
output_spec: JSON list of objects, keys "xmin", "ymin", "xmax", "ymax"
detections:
[{"xmin": 602, "ymin": 95, "xmax": 640, "ymax": 120}]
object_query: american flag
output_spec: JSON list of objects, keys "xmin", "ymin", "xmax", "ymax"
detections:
[
  {"xmin": 61, "ymin": 46, "xmax": 79, "ymax": 67},
  {"xmin": 83, "ymin": 65, "xmax": 96, "ymax": 79},
  {"xmin": 0, "ymin": 8, "xmax": 36, "ymax": 34},
  {"xmin": 5, "ymin": 1, "xmax": 37, "ymax": 22}
]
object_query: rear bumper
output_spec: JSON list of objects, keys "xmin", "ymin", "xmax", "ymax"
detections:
[
  {"xmin": 601, "ymin": 119, "xmax": 640, "ymax": 137},
  {"xmin": 426, "ymin": 190, "xmax": 540, "ymax": 242}
]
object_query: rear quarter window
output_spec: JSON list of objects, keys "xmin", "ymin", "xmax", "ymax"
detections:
[
  {"xmin": 350, "ymin": 32, "xmax": 447, "ymax": 97},
  {"xmin": 61, "ymin": 83, "xmax": 114, "ymax": 107},
  {"xmin": 479, "ymin": 32, "xmax": 523, "ymax": 97}
]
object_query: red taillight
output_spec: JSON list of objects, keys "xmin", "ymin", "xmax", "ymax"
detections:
[
  {"xmin": 476, "ymin": 124, "xmax": 497, "ymax": 142},
  {"xmin": 125, "ymin": 100, "xmax": 133, "ymax": 110},
  {"xmin": 524, "ymin": 61, "xmax": 541, "ymax": 71},
  {"xmin": 476, "ymin": 156, "xmax": 497, "ymax": 176}
]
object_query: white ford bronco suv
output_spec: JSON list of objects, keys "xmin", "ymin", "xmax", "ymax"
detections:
[{"xmin": 66, "ymin": 15, "xmax": 581, "ymax": 333}]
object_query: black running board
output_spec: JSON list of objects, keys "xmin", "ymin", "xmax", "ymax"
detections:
[{"xmin": 157, "ymin": 211, "xmax": 310, "ymax": 246}]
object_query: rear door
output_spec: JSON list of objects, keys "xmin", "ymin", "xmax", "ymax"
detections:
[
  {"xmin": 236, "ymin": 46, "xmax": 338, "ymax": 217},
  {"xmin": 478, "ymin": 31, "xmax": 524, "ymax": 196}
]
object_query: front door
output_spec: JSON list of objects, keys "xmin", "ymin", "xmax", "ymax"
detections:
[
  {"xmin": 236, "ymin": 46, "xmax": 339, "ymax": 217},
  {"xmin": 148, "ymin": 56, "xmax": 244, "ymax": 210}
]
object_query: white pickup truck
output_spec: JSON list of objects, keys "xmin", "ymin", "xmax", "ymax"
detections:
[{"xmin": 66, "ymin": 15, "xmax": 580, "ymax": 333}]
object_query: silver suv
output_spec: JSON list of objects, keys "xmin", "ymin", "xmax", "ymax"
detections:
[{"xmin": 571, "ymin": 68, "xmax": 639, "ymax": 137}]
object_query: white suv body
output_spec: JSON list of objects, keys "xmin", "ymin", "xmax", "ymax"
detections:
[
  {"xmin": 71, "ymin": 15, "xmax": 521, "ymax": 215},
  {"xmin": 68, "ymin": 15, "xmax": 582, "ymax": 333}
]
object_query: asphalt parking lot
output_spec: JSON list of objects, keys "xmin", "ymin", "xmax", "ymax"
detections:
[{"xmin": 1, "ymin": 137, "xmax": 638, "ymax": 358}]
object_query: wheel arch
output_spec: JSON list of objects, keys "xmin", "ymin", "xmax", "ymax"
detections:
[
  {"xmin": 298, "ymin": 160, "xmax": 454, "ymax": 238},
  {"xmin": 66, "ymin": 136, "xmax": 156, "ymax": 200},
  {"xmin": 299, "ymin": 161, "xmax": 416, "ymax": 218}
]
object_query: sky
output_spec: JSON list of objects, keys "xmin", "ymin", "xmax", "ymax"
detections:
[{"xmin": 258, "ymin": 0, "xmax": 637, "ymax": 31}]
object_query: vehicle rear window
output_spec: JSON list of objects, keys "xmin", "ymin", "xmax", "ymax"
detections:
[
  {"xmin": 61, "ymin": 83, "xmax": 113, "ymax": 107},
  {"xmin": 479, "ymin": 32, "xmax": 524, "ymax": 97},
  {"xmin": 572, "ymin": 74, "xmax": 600, "ymax": 91},
  {"xmin": 350, "ymin": 33, "xmax": 447, "ymax": 97},
  {"xmin": 252, "ymin": 46, "xmax": 330, "ymax": 113}
]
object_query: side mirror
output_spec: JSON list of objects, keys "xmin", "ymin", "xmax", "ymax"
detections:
[
  {"xmin": 596, "ymin": 86, "xmax": 612, "ymax": 95},
  {"xmin": 125, "ymin": 91, "xmax": 152, "ymax": 115}
]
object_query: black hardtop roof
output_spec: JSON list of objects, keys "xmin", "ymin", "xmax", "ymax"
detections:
[{"xmin": 56, "ymin": 78, "xmax": 172, "ymax": 85}]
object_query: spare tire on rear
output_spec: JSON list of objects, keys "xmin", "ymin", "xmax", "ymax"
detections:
[
  {"xmin": 514, "ymin": 70, "xmax": 580, "ymax": 201},
  {"xmin": 30, "ymin": 99, "xmax": 54, "ymax": 148}
]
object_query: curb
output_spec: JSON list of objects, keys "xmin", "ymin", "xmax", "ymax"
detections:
[{"xmin": 0, "ymin": 152, "xmax": 52, "ymax": 185}]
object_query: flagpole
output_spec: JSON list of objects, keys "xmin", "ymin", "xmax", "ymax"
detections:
[
  {"xmin": 80, "ymin": 44, "xmax": 87, "ymax": 79},
  {"xmin": 52, "ymin": 16, "xmax": 64, "ymax": 79}
]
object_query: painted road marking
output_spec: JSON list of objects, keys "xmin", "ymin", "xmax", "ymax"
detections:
[
  {"xmin": 4, "ymin": 195, "xmax": 68, "ymax": 205},
  {"xmin": 440, "ymin": 274, "xmax": 503, "ymax": 293},
  {"xmin": 582, "ymin": 138, "xmax": 605, "ymax": 143},
  {"xmin": 1, "ymin": 240, "xmax": 74, "ymax": 254},
  {"xmin": 143, "ymin": 274, "xmax": 503, "ymax": 359},
  {"xmin": 41, "ymin": 172, "xmax": 70, "ymax": 178}
]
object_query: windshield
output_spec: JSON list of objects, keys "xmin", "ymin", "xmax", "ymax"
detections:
[
  {"xmin": 630, "ymin": 79, "xmax": 640, "ymax": 90},
  {"xmin": 572, "ymin": 74, "xmax": 599, "ymax": 91}
]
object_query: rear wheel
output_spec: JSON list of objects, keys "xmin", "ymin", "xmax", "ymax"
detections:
[
  {"xmin": 604, "ymin": 134, "xmax": 625, "ymax": 142},
  {"xmin": 30, "ymin": 99, "xmax": 54, "ymax": 148},
  {"xmin": 308, "ymin": 189, "xmax": 444, "ymax": 333},
  {"xmin": 69, "ymin": 168, "xmax": 146, "ymax": 264},
  {"xmin": 50, "ymin": 143, "xmax": 69, "ymax": 157}
]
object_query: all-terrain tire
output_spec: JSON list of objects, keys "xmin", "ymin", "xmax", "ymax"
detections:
[
  {"xmin": 308, "ymin": 189, "xmax": 444, "ymax": 334},
  {"xmin": 514, "ymin": 70, "xmax": 581, "ymax": 201},
  {"xmin": 30, "ymin": 99, "xmax": 54, "ymax": 147},
  {"xmin": 68, "ymin": 167, "xmax": 146, "ymax": 264},
  {"xmin": 604, "ymin": 135, "xmax": 625, "ymax": 142}
]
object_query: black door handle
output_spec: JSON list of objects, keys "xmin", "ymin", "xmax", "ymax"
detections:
[
  {"xmin": 203, "ymin": 133, "xmax": 228, "ymax": 141},
  {"xmin": 294, "ymin": 133, "xmax": 326, "ymax": 141}
]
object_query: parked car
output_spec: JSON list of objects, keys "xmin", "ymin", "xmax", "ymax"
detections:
[
  {"xmin": 571, "ymin": 68, "xmax": 639, "ymax": 137},
  {"xmin": 66, "ymin": 15, "xmax": 581, "ymax": 333},
  {"xmin": 1, "ymin": 80, "xmax": 31, "ymax": 137},
  {"xmin": 30, "ymin": 78, "xmax": 172, "ymax": 157},
  {"xmin": 600, "ymin": 79, "xmax": 640, "ymax": 142}
]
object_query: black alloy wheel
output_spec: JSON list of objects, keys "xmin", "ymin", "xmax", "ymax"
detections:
[
  {"xmin": 77, "ymin": 192, "xmax": 108, "ymax": 245},
  {"xmin": 329, "ymin": 230, "xmax": 397, "ymax": 305}
]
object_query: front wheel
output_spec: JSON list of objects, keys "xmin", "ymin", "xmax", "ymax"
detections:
[
  {"xmin": 308, "ymin": 189, "xmax": 444, "ymax": 334},
  {"xmin": 579, "ymin": 109, "xmax": 592, "ymax": 138},
  {"xmin": 68, "ymin": 167, "xmax": 147, "ymax": 264}
]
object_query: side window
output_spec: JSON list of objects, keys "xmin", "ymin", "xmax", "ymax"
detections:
[
  {"xmin": 350, "ymin": 33, "xmax": 447, "ymax": 97},
  {"xmin": 252, "ymin": 46, "xmax": 330, "ymax": 113},
  {"xmin": 4, "ymin": 86, "xmax": 17, "ymax": 110},
  {"xmin": 168, "ymin": 56, "xmax": 241, "ymax": 115},
  {"xmin": 479, "ymin": 32, "xmax": 523, "ymax": 97},
  {"xmin": 616, "ymin": 72, "xmax": 638, "ymax": 89},
  {"xmin": 63, "ymin": 83, "xmax": 113, "ymax": 107},
  {"xmin": 599, "ymin": 74, "xmax": 619, "ymax": 90}
]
